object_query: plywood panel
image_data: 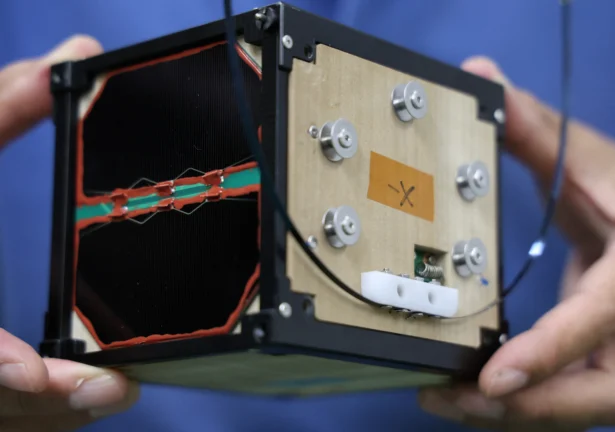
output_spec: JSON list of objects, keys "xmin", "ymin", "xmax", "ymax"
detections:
[{"xmin": 286, "ymin": 46, "xmax": 499, "ymax": 348}]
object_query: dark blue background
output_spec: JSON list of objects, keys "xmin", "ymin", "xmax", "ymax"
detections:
[{"xmin": 1, "ymin": 1, "xmax": 614, "ymax": 431}]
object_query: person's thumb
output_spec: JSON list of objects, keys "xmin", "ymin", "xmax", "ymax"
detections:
[
  {"xmin": 0, "ymin": 35, "xmax": 103, "ymax": 147},
  {"xmin": 477, "ymin": 244, "xmax": 615, "ymax": 398}
]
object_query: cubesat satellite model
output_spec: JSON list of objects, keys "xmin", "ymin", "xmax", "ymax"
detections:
[{"xmin": 41, "ymin": 3, "xmax": 507, "ymax": 396}]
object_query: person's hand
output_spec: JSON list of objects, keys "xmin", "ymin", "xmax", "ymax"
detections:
[
  {"xmin": 1, "ymin": 36, "xmax": 140, "ymax": 431},
  {"xmin": 419, "ymin": 57, "xmax": 615, "ymax": 431}
]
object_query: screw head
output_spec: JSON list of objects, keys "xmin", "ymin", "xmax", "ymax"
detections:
[
  {"xmin": 473, "ymin": 169, "xmax": 487, "ymax": 189},
  {"xmin": 308, "ymin": 125, "xmax": 319, "ymax": 138},
  {"xmin": 410, "ymin": 91, "xmax": 424, "ymax": 109},
  {"xmin": 383, "ymin": 268, "xmax": 391, "ymax": 273},
  {"xmin": 306, "ymin": 235, "xmax": 318, "ymax": 249},
  {"xmin": 254, "ymin": 12, "xmax": 266, "ymax": 29},
  {"xmin": 341, "ymin": 215, "xmax": 356, "ymax": 235},
  {"xmin": 52, "ymin": 73, "xmax": 61, "ymax": 84},
  {"xmin": 337, "ymin": 129, "xmax": 352, "ymax": 148},
  {"xmin": 253, "ymin": 327, "xmax": 265, "ymax": 342},
  {"xmin": 469, "ymin": 247, "xmax": 484, "ymax": 265},
  {"xmin": 499, "ymin": 334, "xmax": 508, "ymax": 344},
  {"xmin": 278, "ymin": 302, "xmax": 292, "ymax": 318},
  {"xmin": 494, "ymin": 108, "xmax": 505, "ymax": 124},
  {"xmin": 399, "ymin": 273, "xmax": 410, "ymax": 278},
  {"xmin": 282, "ymin": 35, "xmax": 293, "ymax": 49}
]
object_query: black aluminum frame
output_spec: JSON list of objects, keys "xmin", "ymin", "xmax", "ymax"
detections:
[{"xmin": 41, "ymin": 2, "xmax": 507, "ymax": 381}]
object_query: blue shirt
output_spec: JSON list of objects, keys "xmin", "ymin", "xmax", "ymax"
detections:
[{"xmin": 2, "ymin": 1, "xmax": 614, "ymax": 431}]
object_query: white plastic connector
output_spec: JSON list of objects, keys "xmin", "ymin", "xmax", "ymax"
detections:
[{"xmin": 361, "ymin": 271, "xmax": 459, "ymax": 317}]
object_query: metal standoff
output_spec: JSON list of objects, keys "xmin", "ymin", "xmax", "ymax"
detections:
[
  {"xmin": 391, "ymin": 80, "xmax": 428, "ymax": 122},
  {"xmin": 452, "ymin": 238, "xmax": 488, "ymax": 277},
  {"xmin": 319, "ymin": 118, "xmax": 358, "ymax": 162},
  {"xmin": 322, "ymin": 206, "xmax": 361, "ymax": 248},
  {"xmin": 456, "ymin": 161, "xmax": 490, "ymax": 201}
]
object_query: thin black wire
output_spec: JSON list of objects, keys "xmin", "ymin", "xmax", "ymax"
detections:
[
  {"xmin": 222, "ymin": 0, "xmax": 571, "ymax": 317},
  {"xmin": 444, "ymin": 0, "xmax": 572, "ymax": 319},
  {"xmin": 223, "ymin": 1, "xmax": 382, "ymax": 308}
]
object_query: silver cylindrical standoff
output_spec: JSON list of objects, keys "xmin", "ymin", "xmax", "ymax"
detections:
[
  {"xmin": 391, "ymin": 81, "xmax": 428, "ymax": 122},
  {"xmin": 322, "ymin": 206, "xmax": 361, "ymax": 248},
  {"xmin": 456, "ymin": 161, "xmax": 490, "ymax": 201},
  {"xmin": 319, "ymin": 118, "xmax": 358, "ymax": 162},
  {"xmin": 452, "ymin": 238, "xmax": 488, "ymax": 277}
]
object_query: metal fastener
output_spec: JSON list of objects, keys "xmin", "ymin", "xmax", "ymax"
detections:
[
  {"xmin": 306, "ymin": 235, "xmax": 318, "ymax": 249},
  {"xmin": 278, "ymin": 302, "xmax": 292, "ymax": 318},
  {"xmin": 494, "ymin": 108, "xmax": 506, "ymax": 124},
  {"xmin": 456, "ymin": 161, "xmax": 490, "ymax": 201},
  {"xmin": 391, "ymin": 81, "xmax": 428, "ymax": 122},
  {"xmin": 323, "ymin": 206, "xmax": 361, "ymax": 248},
  {"xmin": 254, "ymin": 7, "xmax": 276, "ymax": 31},
  {"xmin": 282, "ymin": 35, "xmax": 293, "ymax": 49},
  {"xmin": 308, "ymin": 125, "xmax": 319, "ymax": 138},
  {"xmin": 452, "ymin": 238, "xmax": 488, "ymax": 277},
  {"xmin": 499, "ymin": 334, "xmax": 508, "ymax": 344},
  {"xmin": 253, "ymin": 327, "xmax": 265, "ymax": 342},
  {"xmin": 319, "ymin": 118, "xmax": 358, "ymax": 162}
]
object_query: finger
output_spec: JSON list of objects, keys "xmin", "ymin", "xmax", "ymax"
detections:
[
  {"xmin": 559, "ymin": 251, "xmax": 589, "ymax": 301},
  {"xmin": 0, "ymin": 328, "xmax": 48, "ymax": 392},
  {"xmin": 420, "ymin": 369, "xmax": 615, "ymax": 430},
  {"xmin": 478, "ymin": 247, "xmax": 615, "ymax": 398},
  {"xmin": 462, "ymin": 57, "xmax": 615, "ymax": 250},
  {"xmin": 0, "ymin": 358, "xmax": 140, "ymax": 417},
  {"xmin": 0, "ymin": 34, "xmax": 103, "ymax": 148}
]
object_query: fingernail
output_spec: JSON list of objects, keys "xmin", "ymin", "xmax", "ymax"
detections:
[
  {"xmin": 455, "ymin": 393, "xmax": 506, "ymax": 419},
  {"xmin": 0, "ymin": 363, "xmax": 33, "ymax": 392},
  {"xmin": 419, "ymin": 391, "xmax": 465, "ymax": 422},
  {"xmin": 69, "ymin": 374, "xmax": 122, "ymax": 410},
  {"xmin": 44, "ymin": 35, "xmax": 102, "ymax": 65},
  {"xmin": 487, "ymin": 369, "xmax": 529, "ymax": 397}
]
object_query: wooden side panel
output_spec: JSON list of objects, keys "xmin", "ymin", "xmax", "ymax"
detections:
[{"xmin": 286, "ymin": 46, "xmax": 499, "ymax": 348}]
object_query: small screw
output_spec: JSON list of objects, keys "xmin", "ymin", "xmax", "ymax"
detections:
[
  {"xmin": 383, "ymin": 268, "xmax": 391, "ymax": 273},
  {"xmin": 494, "ymin": 108, "xmax": 505, "ymax": 124},
  {"xmin": 473, "ymin": 169, "xmax": 487, "ymax": 189},
  {"xmin": 278, "ymin": 302, "xmax": 292, "ymax": 318},
  {"xmin": 399, "ymin": 273, "xmax": 410, "ymax": 278},
  {"xmin": 253, "ymin": 327, "xmax": 265, "ymax": 342},
  {"xmin": 282, "ymin": 35, "xmax": 293, "ymax": 49},
  {"xmin": 308, "ymin": 125, "xmax": 319, "ymax": 138},
  {"xmin": 470, "ymin": 247, "xmax": 484, "ymax": 265},
  {"xmin": 341, "ymin": 216, "xmax": 356, "ymax": 235},
  {"xmin": 52, "ymin": 73, "xmax": 61, "ymax": 84},
  {"xmin": 337, "ymin": 130, "xmax": 352, "ymax": 148},
  {"xmin": 255, "ymin": 12, "xmax": 266, "ymax": 28},
  {"xmin": 410, "ymin": 91, "xmax": 424, "ymax": 109},
  {"xmin": 499, "ymin": 334, "xmax": 508, "ymax": 344},
  {"xmin": 306, "ymin": 235, "xmax": 318, "ymax": 249}
]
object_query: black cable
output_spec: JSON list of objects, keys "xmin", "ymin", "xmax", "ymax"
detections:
[
  {"xmin": 222, "ymin": 0, "xmax": 382, "ymax": 308},
  {"xmin": 446, "ymin": 0, "xmax": 572, "ymax": 319},
  {"xmin": 222, "ymin": 0, "xmax": 571, "ymax": 316},
  {"xmin": 501, "ymin": 0, "xmax": 571, "ymax": 298}
]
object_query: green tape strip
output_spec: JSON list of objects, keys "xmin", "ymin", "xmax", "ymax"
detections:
[{"xmin": 76, "ymin": 168, "xmax": 260, "ymax": 222}]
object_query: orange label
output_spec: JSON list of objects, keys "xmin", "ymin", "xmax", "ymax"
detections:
[{"xmin": 367, "ymin": 151, "xmax": 435, "ymax": 222}]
